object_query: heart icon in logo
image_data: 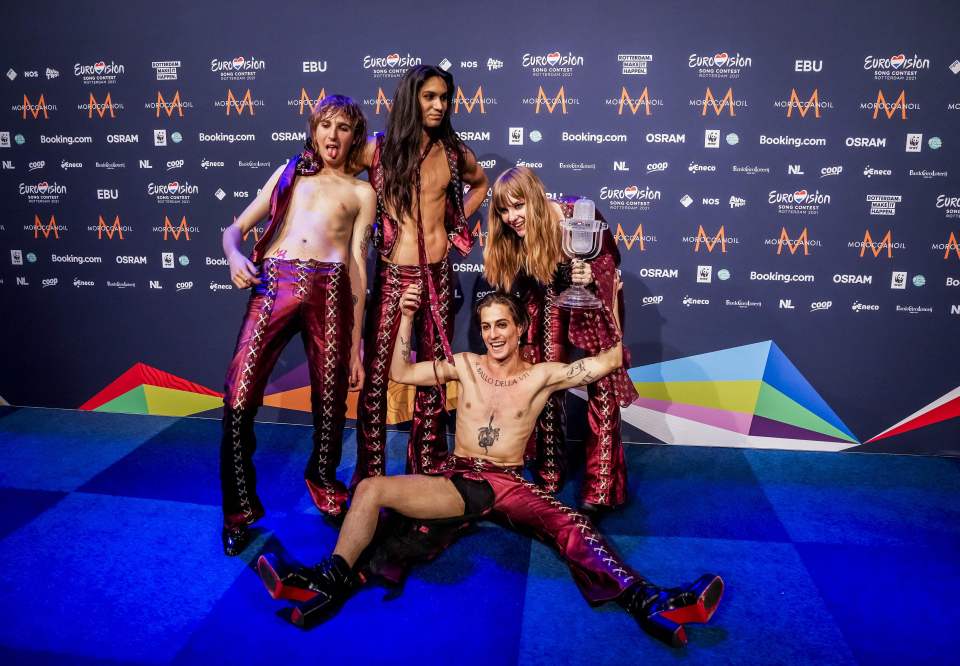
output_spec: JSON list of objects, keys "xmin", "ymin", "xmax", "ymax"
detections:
[
  {"xmin": 713, "ymin": 52, "xmax": 729, "ymax": 67},
  {"xmin": 793, "ymin": 189, "xmax": 807, "ymax": 204},
  {"xmin": 386, "ymin": 53, "xmax": 400, "ymax": 67},
  {"xmin": 890, "ymin": 53, "xmax": 905, "ymax": 69},
  {"xmin": 94, "ymin": 61, "xmax": 106, "ymax": 74},
  {"xmin": 37, "ymin": 181, "xmax": 49, "ymax": 193},
  {"xmin": 233, "ymin": 56, "xmax": 245, "ymax": 69},
  {"xmin": 168, "ymin": 181, "xmax": 179, "ymax": 191},
  {"xmin": 624, "ymin": 185, "xmax": 639, "ymax": 200},
  {"xmin": 546, "ymin": 51, "xmax": 561, "ymax": 67}
]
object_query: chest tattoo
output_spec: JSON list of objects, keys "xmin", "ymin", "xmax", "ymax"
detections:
[
  {"xmin": 476, "ymin": 364, "xmax": 530, "ymax": 388},
  {"xmin": 477, "ymin": 414, "xmax": 500, "ymax": 453}
]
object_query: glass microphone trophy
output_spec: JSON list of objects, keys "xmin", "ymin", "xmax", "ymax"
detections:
[{"xmin": 558, "ymin": 197, "xmax": 607, "ymax": 309}]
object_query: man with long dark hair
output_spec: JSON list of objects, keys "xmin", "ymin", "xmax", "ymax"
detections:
[
  {"xmin": 352, "ymin": 65, "xmax": 488, "ymax": 484},
  {"xmin": 218, "ymin": 95, "xmax": 374, "ymax": 555}
]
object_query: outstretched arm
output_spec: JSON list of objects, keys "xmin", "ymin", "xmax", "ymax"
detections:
[{"xmin": 389, "ymin": 284, "xmax": 459, "ymax": 386}]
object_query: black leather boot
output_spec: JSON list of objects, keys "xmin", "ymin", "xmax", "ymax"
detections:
[
  {"xmin": 258, "ymin": 553, "xmax": 359, "ymax": 627},
  {"xmin": 617, "ymin": 574, "xmax": 724, "ymax": 648}
]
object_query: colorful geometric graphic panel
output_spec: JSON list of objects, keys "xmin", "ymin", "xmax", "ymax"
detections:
[
  {"xmin": 80, "ymin": 363, "xmax": 222, "ymax": 417},
  {"xmin": 866, "ymin": 386, "xmax": 960, "ymax": 443},
  {"xmin": 617, "ymin": 340, "xmax": 859, "ymax": 451}
]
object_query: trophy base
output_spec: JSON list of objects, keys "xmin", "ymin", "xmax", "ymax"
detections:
[{"xmin": 557, "ymin": 285, "xmax": 602, "ymax": 310}]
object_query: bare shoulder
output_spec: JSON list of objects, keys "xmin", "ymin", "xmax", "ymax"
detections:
[
  {"xmin": 352, "ymin": 178, "xmax": 375, "ymax": 201},
  {"xmin": 547, "ymin": 199, "xmax": 565, "ymax": 222}
]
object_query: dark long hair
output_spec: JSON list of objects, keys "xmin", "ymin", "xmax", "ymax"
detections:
[{"xmin": 382, "ymin": 65, "xmax": 465, "ymax": 221}]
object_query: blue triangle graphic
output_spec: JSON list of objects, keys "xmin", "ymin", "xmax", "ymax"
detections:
[{"xmin": 628, "ymin": 340, "xmax": 771, "ymax": 383}]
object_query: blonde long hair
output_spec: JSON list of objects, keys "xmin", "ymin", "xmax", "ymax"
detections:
[{"xmin": 484, "ymin": 167, "xmax": 563, "ymax": 290}]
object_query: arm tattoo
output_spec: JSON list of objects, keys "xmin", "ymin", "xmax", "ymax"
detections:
[
  {"xmin": 477, "ymin": 415, "xmax": 500, "ymax": 453},
  {"xmin": 352, "ymin": 295, "xmax": 359, "ymax": 305},
  {"xmin": 565, "ymin": 360, "xmax": 596, "ymax": 386},
  {"xmin": 360, "ymin": 225, "xmax": 372, "ymax": 256},
  {"xmin": 399, "ymin": 335, "xmax": 411, "ymax": 359}
]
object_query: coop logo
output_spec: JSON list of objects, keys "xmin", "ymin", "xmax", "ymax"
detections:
[
  {"xmin": 15, "ymin": 94, "xmax": 55, "ymax": 119},
  {"xmin": 834, "ymin": 273, "xmax": 873, "ymax": 285},
  {"xmin": 92, "ymin": 215, "xmax": 129, "ymax": 239},
  {"xmin": 768, "ymin": 189, "xmax": 831, "ymax": 215},
  {"xmin": 638, "ymin": 267, "xmax": 679, "ymax": 279},
  {"xmin": 147, "ymin": 181, "xmax": 198, "ymax": 204},
  {"xmin": 290, "ymin": 88, "xmax": 327, "ymax": 114},
  {"xmin": 147, "ymin": 91, "xmax": 193, "ymax": 117},
  {"xmin": 363, "ymin": 53, "xmax": 422, "ymax": 78},
  {"xmin": 20, "ymin": 181, "xmax": 66, "ymax": 204},
  {"xmin": 760, "ymin": 135, "xmax": 828, "ymax": 148},
  {"xmin": 79, "ymin": 92, "xmax": 122, "ymax": 118},
  {"xmin": 936, "ymin": 194, "xmax": 960, "ymax": 219},
  {"xmin": 688, "ymin": 51, "xmax": 753, "ymax": 78},
  {"xmin": 74, "ymin": 60, "xmax": 125, "ymax": 85},
  {"xmin": 198, "ymin": 132, "xmax": 255, "ymax": 143},
  {"xmin": 362, "ymin": 88, "xmax": 393, "ymax": 115},
  {"xmin": 215, "ymin": 89, "xmax": 263, "ymax": 115},
  {"xmin": 211, "ymin": 56, "xmax": 266, "ymax": 81},
  {"xmin": 152, "ymin": 61, "xmax": 181, "ymax": 81},
  {"xmin": 777, "ymin": 88, "xmax": 832, "ymax": 118},
  {"xmin": 28, "ymin": 160, "xmax": 44, "ymax": 171},
  {"xmin": 153, "ymin": 215, "xmax": 196, "ymax": 240},
  {"xmin": 600, "ymin": 185, "xmax": 661, "ymax": 211},
  {"xmin": 690, "ymin": 87, "xmax": 745, "ymax": 116},
  {"xmin": 863, "ymin": 166, "xmax": 891, "ymax": 178},
  {"xmin": 646, "ymin": 132, "xmax": 685, "ymax": 144},
  {"xmin": 809, "ymin": 300, "xmax": 832, "ymax": 312},
  {"xmin": 522, "ymin": 86, "xmax": 579, "ymax": 114},
  {"xmin": 845, "ymin": 136, "xmax": 887, "ymax": 148},
  {"xmin": 937, "ymin": 232, "xmax": 960, "ymax": 260},
  {"xmin": 521, "ymin": 50, "xmax": 584, "ymax": 77},
  {"xmin": 613, "ymin": 223, "xmax": 656, "ymax": 251},
  {"xmin": 607, "ymin": 87, "xmax": 662, "ymax": 115},
  {"xmin": 861, "ymin": 89, "xmax": 915, "ymax": 119},
  {"xmin": 867, "ymin": 194, "xmax": 902, "ymax": 216},
  {"xmin": 30, "ymin": 214, "xmax": 61, "ymax": 238},
  {"xmin": 453, "ymin": 86, "xmax": 496, "ymax": 114},
  {"xmin": 765, "ymin": 227, "xmax": 821, "ymax": 255},
  {"xmin": 864, "ymin": 53, "xmax": 930, "ymax": 81},
  {"xmin": 685, "ymin": 225, "xmax": 737, "ymax": 253},
  {"xmin": 646, "ymin": 161, "xmax": 668, "ymax": 174},
  {"xmin": 618, "ymin": 54, "xmax": 652, "ymax": 75},
  {"xmin": 851, "ymin": 229, "xmax": 901, "ymax": 258}
]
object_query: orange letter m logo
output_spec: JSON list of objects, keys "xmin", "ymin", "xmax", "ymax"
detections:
[
  {"xmin": 34, "ymin": 214, "xmax": 58, "ymax": 239},
  {"xmin": 535, "ymin": 86, "xmax": 568, "ymax": 114},
  {"xmin": 873, "ymin": 90, "xmax": 907, "ymax": 120},
  {"xmin": 454, "ymin": 86, "xmax": 486, "ymax": 114},
  {"xmin": 163, "ymin": 216, "xmax": 190, "ymax": 241},
  {"xmin": 702, "ymin": 87, "xmax": 735, "ymax": 117},
  {"xmin": 787, "ymin": 89, "xmax": 820, "ymax": 118},
  {"xmin": 695, "ymin": 225, "xmax": 727, "ymax": 253},
  {"xmin": 97, "ymin": 215, "xmax": 123, "ymax": 240},
  {"xmin": 777, "ymin": 227, "xmax": 810, "ymax": 255},
  {"xmin": 156, "ymin": 91, "xmax": 184, "ymax": 118},
  {"xmin": 860, "ymin": 229, "xmax": 893, "ymax": 258},
  {"xmin": 618, "ymin": 87, "xmax": 651, "ymax": 116},
  {"xmin": 226, "ymin": 89, "xmax": 254, "ymax": 116}
]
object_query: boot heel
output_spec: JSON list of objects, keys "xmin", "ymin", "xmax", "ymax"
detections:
[
  {"xmin": 257, "ymin": 554, "xmax": 318, "ymax": 603},
  {"xmin": 661, "ymin": 575, "xmax": 724, "ymax": 625},
  {"xmin": 289, "ymin": 590, "xmax": 337, "ymax": 628},
  {"xmin": 640, "ymin": 613, "xmax": 688, "ymax": 648}
]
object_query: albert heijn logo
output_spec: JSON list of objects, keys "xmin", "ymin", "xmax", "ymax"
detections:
[
  {"xmin": 454, "ymin": 86, "xmax": 496, "ymax": 114},
  {"xmin": 151, "ymin": 91, "xmax": 192, "ymax": 118},
  {"xmin": 613, "ymin": 222, "xmax": 654, "ymax": 251},
  {"xmin": 525, "ymin": 86, "xmax": 578, "ymax": 114},
  {"xmin": 33, "ymin": 214, "xmax": 60, "ymax": 239},
  {"xmin": 81, "ymin": 91, "xmax": 121, "ymax": 119},
  {"xmin": 94, "ymin": 214, "xmax": 128, "ymax": 240},
  {"xmin": 17, "ymin": 93, "xmax": 55, "ymax": 119},
  {"xmin": 863, "ymin": 89, "xmax": 913, "ymax": 120},
  {"xmin": 291, "ymin": 88, "xmax": 327, "ymax": 115},
  {"xmin": 217, "ymin": 89, "xmax": 262, "ymax": 115},
  {"xmin": 694, "ymin": 87, "xmax": 742, "ymax": 117}
]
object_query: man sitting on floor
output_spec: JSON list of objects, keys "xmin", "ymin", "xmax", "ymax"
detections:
[{"xmin": 257, "ymin": 284, "xmax": 724, "ymax": 647}]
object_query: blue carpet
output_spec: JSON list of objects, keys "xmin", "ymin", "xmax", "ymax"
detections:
[{"xmin": 1, "ymin": 406, "xmax": 958, "ymax": 664}]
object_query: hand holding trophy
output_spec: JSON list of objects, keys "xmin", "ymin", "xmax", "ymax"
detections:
[{"xmin": 558, "ymin": 197, "xmax": 607, "ymax": 309}]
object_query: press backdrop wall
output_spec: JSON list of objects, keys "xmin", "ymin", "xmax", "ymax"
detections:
[{"xmin": 2, "ymin": 0, "xmax": 959, "ymax": 456}]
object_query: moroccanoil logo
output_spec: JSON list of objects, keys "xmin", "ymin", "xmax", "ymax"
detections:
[
  {"xmin": 942, "ymin": 232, "xmax": 960, "ymax": 260},
  {"xmin": 863, "ymin": 89, "xmax": 911, "ymax": 120},
  {"xmin": 151, "ymin": 91, "xmax": 191, "ymax": 118},
  {"xmin": 470, "ymin": 221, "xmax": 487, "ymax": 247},
  {"xmin": 534, "ymin": 86, "xmax": 571, "ymax": 114},
  {"xmin": 774, "ymin": 227, "xmax": 813, "ymax": 255},
  {"xmin": 97, "ymin": 214, "xmax": 124, "ymax": 239},
  {"xmin": 616, "ymin": 87, "xmax": 653, "ymax": 116},
  {"xmin": 783, "ymin": 89, "xmax": 824, "ymax": 118},
  {"xmin": 853, "ymin": 229, "xmax": 897, "ymax": 258},
  {"xmin": 361, "ymin": 88, "xmax": 393, "ymax": 115},
  {"xmin": 18, "ymin": 93, "xmax": 53, "ymax": 119},
  {"xmin": 217, "ymin": 89, "xmax": 260, "ymax": 115},
  {"xmin": 33, "ymin": 214, "xmax": 59, "ymax": 239},
  {"xmin": 82, "ymin": 92, "xmax": 119, "ymax": 119},
  {"xmin": 696, "ymin": 87, "xmax": 740, "ymax": 116},
  {"xmin": 454, "ymin": 86, "xmax": 496, "ymax": 114},
  {"xmin": 614, "ymin": 223, "xmax": 654, "ymax": 251},
  {"xmin": 693, "ymin": 225, "xmax": 728, "ymax": 253},
  {"xmin": 292, "ymin": 88, "xmax": 327, "ymax": 115},
  {"xmin": 162, "ymin": 215, "xmax": 191, "ymax": 241}
]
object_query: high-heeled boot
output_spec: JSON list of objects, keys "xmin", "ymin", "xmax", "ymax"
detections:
[
  {"xmin": 617, "ymin": 574, "xmax": 724, "ymax": 647},
  {"xmin": 257, "ymin": 553, "xmax": 359, "ymax": 627}
]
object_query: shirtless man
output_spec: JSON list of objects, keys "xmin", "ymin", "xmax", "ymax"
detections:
[
  {"xmin": 351, "ymin": 65, "xmax": 489, "ymax": 484},
  {"xmin": 219, "ymin": 95, "xmax": 375, "ymax": 555},
  {"xmin": 257, "ymin": 285, "xmax": 724, "ymax": 648}
]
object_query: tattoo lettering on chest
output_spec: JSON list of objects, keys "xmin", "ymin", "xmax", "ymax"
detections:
[
  {"xmin": 477, "ymin": 414, "xmax": 500, "ymax": 453},
  {"xmin": 475, "ymin": 364, "xmax": 530, "ymax": 388},
  {"xmin": 565, "ymin": 360, "xmax": 596, "ymax": 386}
]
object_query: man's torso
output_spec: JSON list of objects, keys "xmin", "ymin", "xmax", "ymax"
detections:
[
  {"xmin": 383, "ymin": 142, "xmax": 451, "ymax": 265},
  {"xmin": 265, "ymin": 172, "xmax": 365, "ymax": 263}
]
